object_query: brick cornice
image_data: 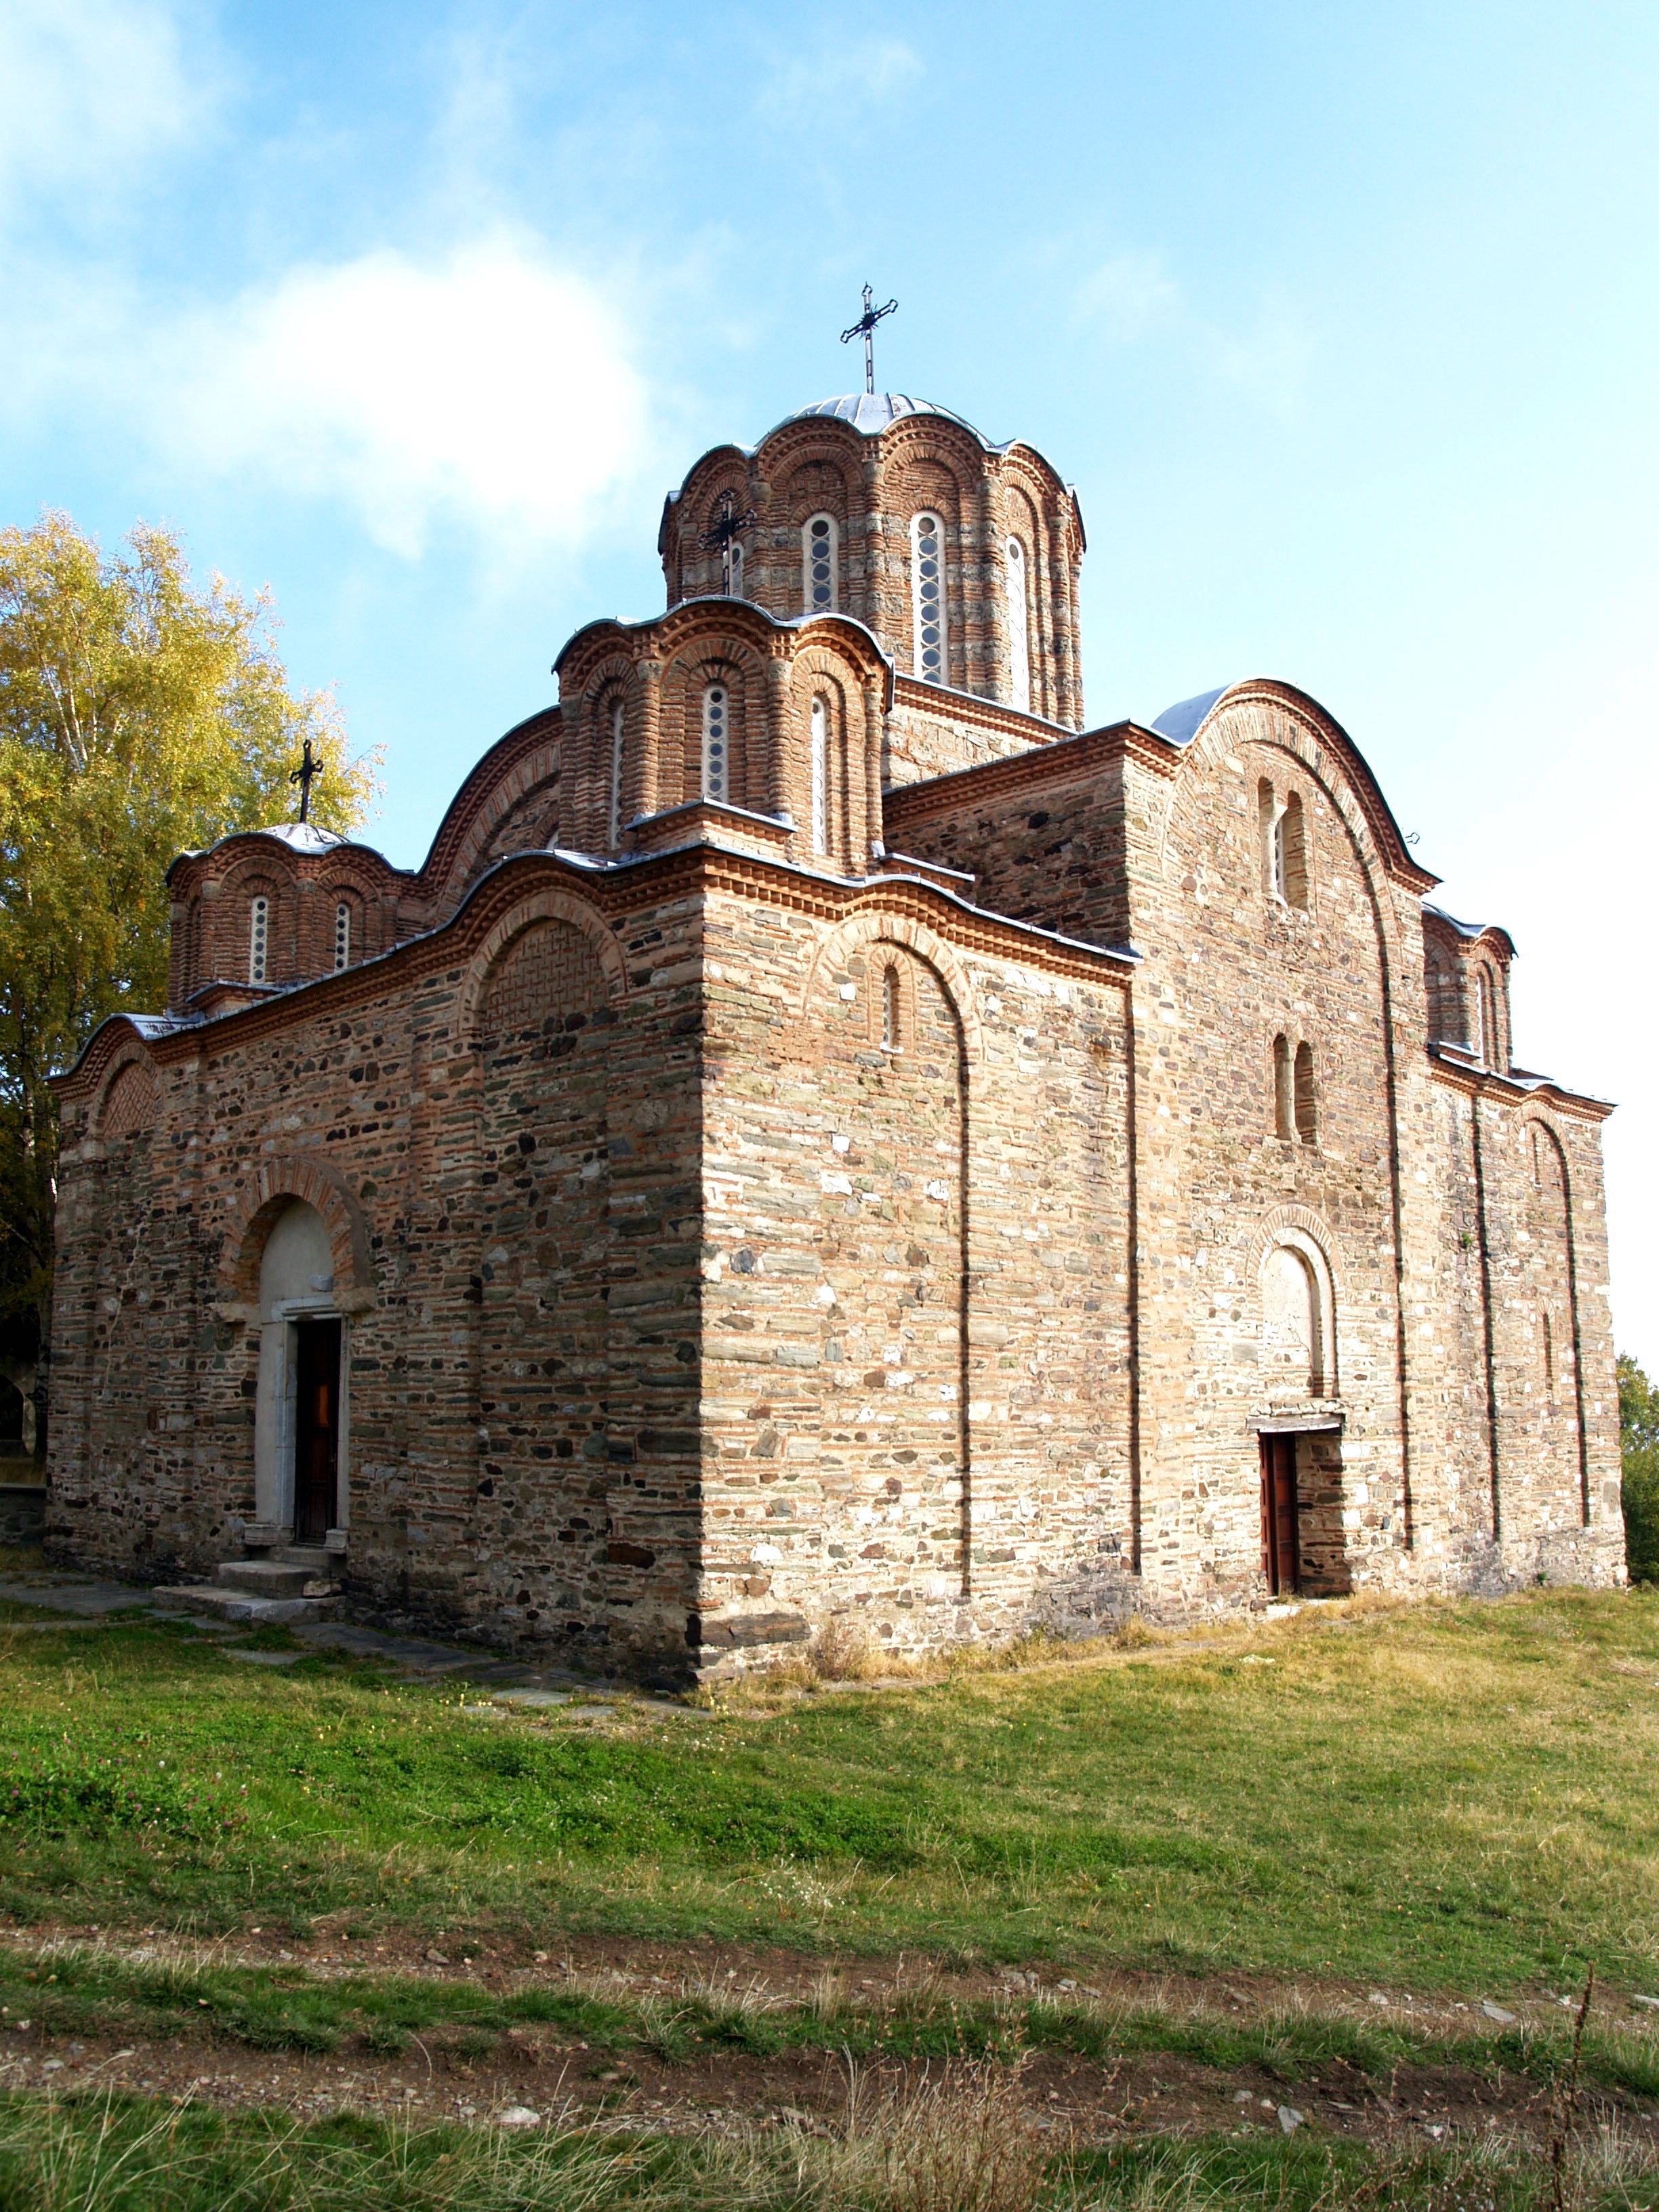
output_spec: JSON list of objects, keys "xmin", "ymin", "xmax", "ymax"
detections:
[
  {"xmin": 53, "ymin": 836, "xmax": 1134, "ymax": 1102},
  {"xmin": 1427, "ymin": 1052, "xmax": 1614, "ymax": 1124},
  {"xmin": 889, "ymin": 676, "xmax": 1080, "ymax": 750},
  {"xmin": 884, "ymin": 719, "xmax": 1150, "ymax": 833}
]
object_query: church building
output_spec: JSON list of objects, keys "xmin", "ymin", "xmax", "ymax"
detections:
[{"xmin": 45, "ymin": 374, "xmax": 1626, "ymax": 1676}]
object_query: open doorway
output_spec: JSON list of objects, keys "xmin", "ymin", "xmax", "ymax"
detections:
[
  {"xmin": 293, "ymin": 1317, "xmax": 342, "ymax": 1544},
  {"xmin": 1260, "ymin": 1433, "xmax": 1300, "ymax": 1595}
]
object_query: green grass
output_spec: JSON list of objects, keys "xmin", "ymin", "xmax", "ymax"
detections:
[
  {"xmin": 2, "ymin": 1937, "xmax": 1656, "ymax": 2100},
  {"xmin": 0, "ymin": 2093, "xmax": 1654, "ymax": 2212},
  {"xmin": 1, "ymin": 1590, "xmax": 1657, "ymax": 1996}
]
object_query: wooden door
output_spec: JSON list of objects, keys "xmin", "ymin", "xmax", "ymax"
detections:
[
  {"xmin": 293, "ymin": 1318, "xmax": 342, "ymax": 1544},
  {"xmin": 1260, "ymin": 1433, "xmax": 1300, "ymax": 1595}
]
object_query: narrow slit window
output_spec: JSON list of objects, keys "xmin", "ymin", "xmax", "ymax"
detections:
[
  {"xmin": 1273, "ymin": 1033, "xmax": 1293, "ymax": 1139},
  {"xmin": 727, "ymin": 539, "xmax": 744, "ymax": 600},
  {"xmin": 1282, "ymin": 792, "xmax": 1308, "ymax": 908},
  {"xmin": 810, "ymin": 695, "xmax": 828, "ymax": 853},
  {"xmin": 882, "ymin": 965, "xmax": 901, "ymax": 1052},
  {"xmin": 701, "ymin": 682, "xmax": 729, "ymax": 804},
  {"xmin": 608, "ymin": 699, "xmax": 626, "ymax": 848},
  {"xmin": 1542, "ymin": 1311, "xmax": 1555, "ymax": 1395},
  {"xmin": 1294, "ymin": 1041, "xmax": 1317, "ymax": 1145},
  {"xmin": 803, "ymin": 514, "xmax": 838, "ymax": 613},
  {"xmin": 1258, "ymin": 779, "xmax": 1282, "ymax": 899},
  {"xmin": 1005, "ymin": 537, "xmax": 1031, "ymax": 713},
  {"xmin": 1477, "ymin": 968, "xmax": 1496, "ymax": 1067},
  {"xmin": 911, "ymin": 512, "xmax": 946, "ymax": 683},
  {"xmin": 248, "ymin": 896, "xmax": 269, "ymax": 985},
  {"xmin": 332, "ymin": 901, "xmax": 351, "ymax": 972}
]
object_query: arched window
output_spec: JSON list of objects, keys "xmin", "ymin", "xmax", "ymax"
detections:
[
  {"xmin": 1005, "ymin": 536, "xmax": 1030, "ymax": 713},
  {"xmin": 1273, "ymin": 1033, "xmax": 1293, "ymax": 1139},
  {"xmin": 1477, "ymin": 967, "xmax": 1497, "ymax": 1067},
  {"xmin": 882, "ymin": 964, "xmax": 901, "ymax": 1051},
  {"xmin": 248, "ymin": 896, "xmax": 270, "ymax": 985},
  {"xmin": 701, "ymin": 682, "xmax": 729, "ymax": 804},
  {"xmin": 727, "ymin": 539, "xmax": 744, "ymax": 600},
  {"xmin": 1425, "ymin": 951, "xmax": 1446, "ymax": 1040},
  {"xmin": 802, "ymin": 514, "xmax": 838, "ymax": 613},
  {"xmin": 1282, "ymin": 792, "xmax": 1308, "ymax": 908},
  {"xmin": 810, "ymin": 695, "xmax": 828, "ymax": 853},
  {"xmin": 1294, "ymin": 1041, "xmax": 1317, "ymax": 1144},
  {"xmin": 911, "ymin": 512, "xmax": 946, "ymax": 683},
  {"xmin": 332, "ymin": 900, "xmax": 351, "ymax": 972},
  {"xmin": 608, "ymin": 699, "xmax": 626, "ymax": 849},
  {"xmin": 1259, "ymin": 779, "xmax": 1282, "ymax": 899}
]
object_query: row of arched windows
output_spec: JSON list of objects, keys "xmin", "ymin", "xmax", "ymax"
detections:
[
  {"xmin": 243, "ymin": 897, "xmax": 356, "ymax": 987},
  {"xmin": 712, "ymin": 508, "xmax": 1037, "ymax": 705}
]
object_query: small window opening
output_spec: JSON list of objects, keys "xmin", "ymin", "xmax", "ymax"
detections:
[
  {"xmin": 701, "ymin": 682, "xmax": 729, "ymax": 804},
  {"xmin": 810, "ymin": 695, "xmax": 828, "ymax": 853},
  {"xmin": 803, "ymin": 514, "xmax": 838, "ymax": 613},
  {"xmin": 1273, "ymin": 1033, "xmax": 1294, "ymax": 1139},
  {"xmin": 1530, "ymin": 1125, "xmax": 1542, "ymax": 1186},
  {"xmin": 608, "ymin": 699, "xmax": 626, "ymax": 848},
  {"xmin": 728, "ymin": 539, "xmax": 744, "ymax": 600},
  {"xmin": 1258, "ymin": 780, "xmax": 1282, "ymax": 899},
  {"xmin": 1282, "ymin": 792, "xmax": 1308, "ymax": 908},
  {"xmin": 1294, "ymin": 1041, "xmax": 1317, "ymax": 1145},
  {"xmin": 332, "ymin": 901, "xmax": 351, "ymax": 972},
  {"xmin": 1005, "ymin": 536, "xmax": 1030, "ymax": 714},
  {"xmin": 1477, "ymin": 967, "xmax": 1497, "ymax": 1068},
  {"xmin": 882, "ymin": 965, "xmax": 901, "ymax": 1052},
  {"xmin": 1542, "ymin": 1311, "xmax": 1555, "ymax": 1397},
  {"xmin": 911, "ymin": 512, "xmax": 946, "ymax": 682},
  {"xmin": 248, "ymin": 896, "xmax": 269, "ymax": 985}
]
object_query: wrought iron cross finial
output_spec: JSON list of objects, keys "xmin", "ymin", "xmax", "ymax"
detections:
[
  {"xmin": 289, "ymin": 737, "xmax": 324, "ymax": 824},
  {"xmin": 840, "ymin": 283, "xmax": 897, "ymax": 395},
  {"xmin": 697, "ymin": 487, "xmax": 757, "ymax": 596}
]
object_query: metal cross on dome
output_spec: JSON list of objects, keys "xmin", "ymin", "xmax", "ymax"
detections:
[
  {"xmin": 289, "ymin": 737, "xmax": 325, "ymax": 824},
  {"xmin": 840, "ymin": 283, "xmax": 897, "ymax": 395},
  {"xmin": 698, "ymin": 487, "xmax": 756, "ymax": 596}
]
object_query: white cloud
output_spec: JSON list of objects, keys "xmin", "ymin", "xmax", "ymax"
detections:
[
  {"xmin": 0, "ymin": 0, "xmax": 208, "ymax": 224},
  {"xmin": 757, "ymin": 34, "xmax": 922, "ymax": 116},
  {"xmin": 150, "ymin": 237, "xmax": 652, "ymax": 556},
  {"xmin": 1073, "ymin": 252, "xmax": 1183, "ymax": 344}
]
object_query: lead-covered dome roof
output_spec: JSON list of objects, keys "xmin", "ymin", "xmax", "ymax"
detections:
[{"xmin": 780, "ymin": 392, "xmax": 1012, "ymax": 451}]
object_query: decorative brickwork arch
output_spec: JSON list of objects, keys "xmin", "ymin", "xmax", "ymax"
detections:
[
  {"xmin": 459, "ymin": 890, "xmax": 626, "ymax": 1041},
  {"xmin": 218, "ymin": 1154, "xmax": 374, "ymax": 1317},
  {"xmin": 96, "ymin": 1052, "xmax": 159, "ymax": 1139},
  {"xmin": 802, "ymin": 912, "xmax": 984, "ymax": 1062},
  {"xmin": 1247, "ymin": 1206, "xmax": 1343, "ymax": 1399}
]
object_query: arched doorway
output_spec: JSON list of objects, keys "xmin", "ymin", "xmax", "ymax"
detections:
[{"xmin": 254, "ymin": 1202, "xmax": 347, "ymax": 1546}]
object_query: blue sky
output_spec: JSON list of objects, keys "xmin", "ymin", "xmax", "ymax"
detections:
[{"xmin": 3, "ymin": 0, "xmax": 1658, "ymax": 1365}]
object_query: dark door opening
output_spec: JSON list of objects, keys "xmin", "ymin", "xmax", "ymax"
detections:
[
  {"xmin": 1260, "ymin": 1433, "xmax": 1300, "ymax": 1596},
  {"xmin": 293, "ymin": 1317, "xmax": 342, "ymax": 1544}
]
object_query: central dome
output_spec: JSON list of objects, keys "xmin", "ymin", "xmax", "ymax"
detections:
[{"xmin": 785, "ymin": 392, "xmax": 997, "ymax": 444}]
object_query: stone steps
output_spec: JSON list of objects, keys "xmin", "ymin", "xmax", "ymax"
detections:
[{"xmin": 150, "ymin": 1541, "xmax": 344, "ymax": 1625}]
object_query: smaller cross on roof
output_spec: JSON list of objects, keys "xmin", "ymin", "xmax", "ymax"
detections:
[{"xmin": 289, "ymin": 737, "xmax": 325, "ymax": 824}]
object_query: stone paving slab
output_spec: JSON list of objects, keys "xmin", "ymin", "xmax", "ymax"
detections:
[{"xmin": 0, "ymin": 1574, "xmax": 158, "ymax": 1616}]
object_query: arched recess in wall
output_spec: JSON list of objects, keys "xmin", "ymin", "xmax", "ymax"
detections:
[
  {"xmin": 659, "ymin": 644, "xmax": 764, "ymax": 813},
  {"xmin": 800, "ymin": 910, "xmax": 984, "ymax": 1063},
  {"xmin": 459, "ymin": 892, "xmax": 626, "ymax": 1040},
  {"xmin": 805, "ymin": 926, "xmax": 973, "ymax": 1623},
  {"xmin": 1167, "ymin": 691, "xmax": 1417, "ymax": 1539},
  {"xmin": 217, "ymin": 1155, "xmax": 375, "ymax": 1320},
  {"xmin": 96, "ymin": 1054, "xmax": 159, "ymax": 1140},
  {"xmin": 471, "ymin": 909, "xmax": 618, "ymax": 1640},
  {"xmin": 1522, "ymin": 1113, "xmax": 1591, "ymax": 1525},
  {"xmin": 1250, "ymin": 1212, "xmax": 1340, "ymax": 1401}
]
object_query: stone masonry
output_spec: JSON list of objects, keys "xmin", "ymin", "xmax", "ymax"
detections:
[{"xmin": 45, "ymin": 390, "xmax": 1624, "ymax": 1681}]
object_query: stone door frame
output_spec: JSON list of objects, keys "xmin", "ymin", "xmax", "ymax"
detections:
[{"xmin": 255, "ymin": 1293, "xmax": 351, "ymax": 1544}]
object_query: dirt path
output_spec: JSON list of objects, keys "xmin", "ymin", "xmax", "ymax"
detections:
[{"xmin": 2, "ymin": 1921, "xmax": 1653, "ymax": 2155}]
